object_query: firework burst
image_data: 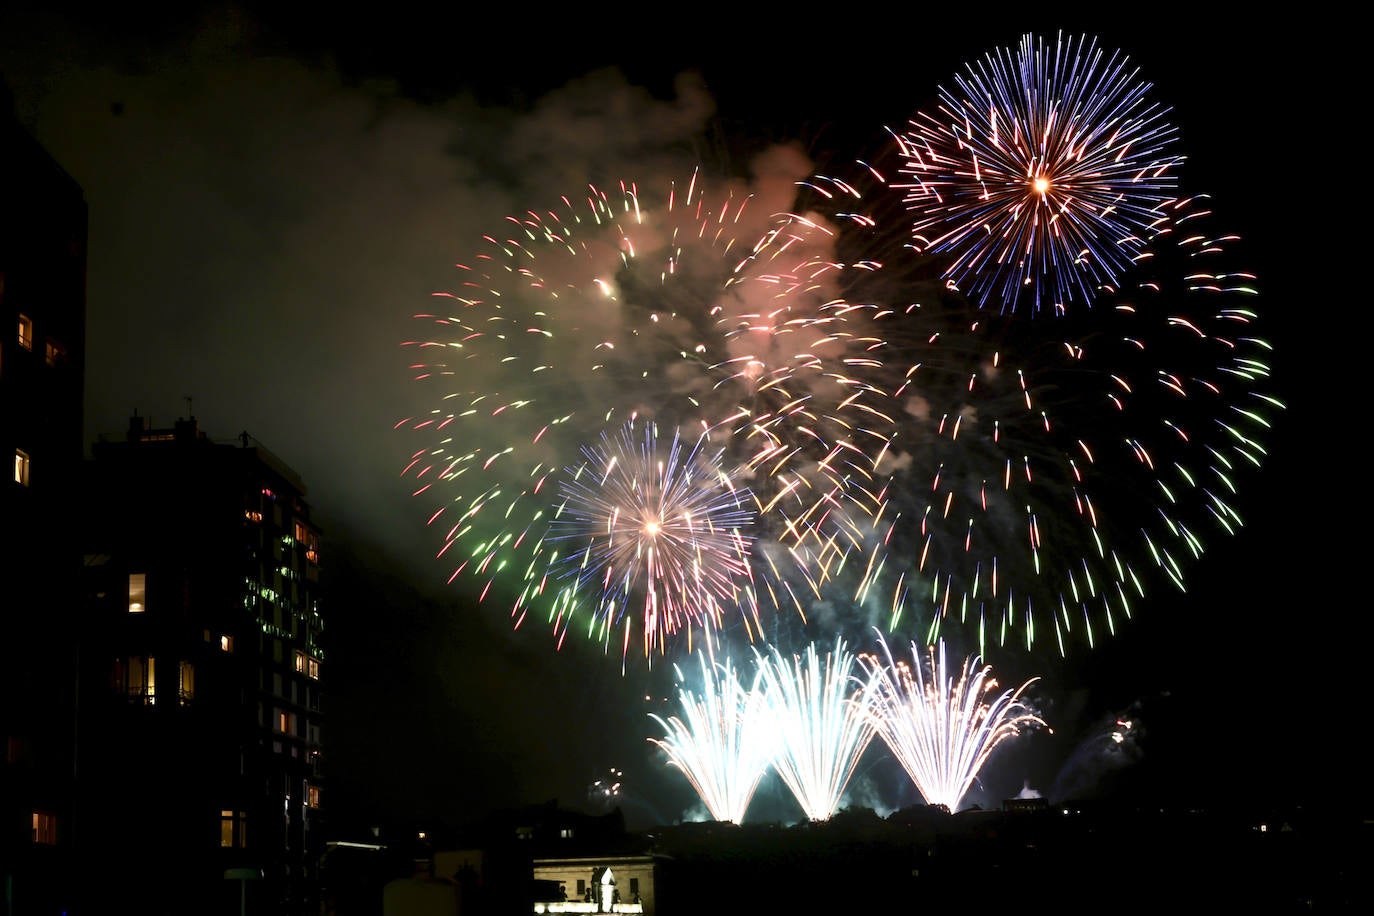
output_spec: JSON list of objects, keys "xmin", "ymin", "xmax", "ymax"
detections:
[
  {"xmin": 858, "ymin": 634, "xmax": 1046, "ymax": 812},
  {"xmin": 399, "ymin": 172, "xmax": 894, "ymax": 663},
  {"xmin": 898, "ymin": 32, "xmax": 1182, "ymax": 313},
  {"xmin": 546, "ymin": 420, "xmax": 759, "ymax": 659},
  {"xmin": 400, "ymin": 39, "xmax": 1280, "ymax": 676},
  {"xmin": 765, "ymin": 137, "xmax": 1280, "ymax": 658}
]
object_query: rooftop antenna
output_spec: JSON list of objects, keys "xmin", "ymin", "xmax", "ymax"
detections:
[{"xmin": 185, "ymin": 395, "xmax": 193, "ymax": 418}]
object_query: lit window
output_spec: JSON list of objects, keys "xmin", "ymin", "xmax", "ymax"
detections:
[
  {"xmin": 17, "ymin": 314, "xmax": 33, "ymax": 350},
  {"xmin": 128, "ymin": 573, "xmax": 146, "ymax": 613},
  {"xmin": 307, "ymin": 785, "xmax": 320, "ymax": 809},
  {"xmin": 276, "ymin": 710, "xmax": 295, "ymax": 735},
  {"xmin": 220, "ymin": 810, "xmax": 247, "ymax": 848},
  {"xmin": 44, "ymin": 339, "xmax": 65, "ymax": 367},
  {"xmin": 294, "ymin": 650, "xmax": 307, "ymax": 674},
  {"xmin": 307, "ymin": 657, "xmax": 319, "ymax": 680},
  {"xmin": 220, "ymin": 634, "xmax": 234, "ymax": 653},
  {"xmin": 113, "ymin": 657, "xmax": 156, "ymax": 705},
  {"xmin": 31, "ymin": 812, "xmax": 57, "ymax": 845},
  {"xmin": 178, "ymin": 661, "xmax": 195, "ymax": 705},
  {"xmin": 13, "ymin": 449, "xmax": 29, "ymax": 486},
  {"xmin": 244, "ymin": 509, "xmax": 263, "ymax": 524},
  {"xmin": 294, "ymin": 522, "xmax": 320, "ymax": 563}
]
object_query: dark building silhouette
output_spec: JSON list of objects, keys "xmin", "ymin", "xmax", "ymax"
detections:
[
  {"xmin": 76, "ymin": 415, "xmax": 326, "ymax": 914},
  {"xmin": 1, "ymin": 79, "xmax": 88, "ymax": 916},
  {"xmin": 4, "ymin": 80, "xmax": 331, "ymax": 916},
  {"xmin": 316, "ymin": 794, "xmax": 1365, "ymax": 916}
]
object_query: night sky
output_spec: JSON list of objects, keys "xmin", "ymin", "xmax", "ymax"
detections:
[{"xmin": 2, "ymin": 5, "xmax": 1339, "ymax": 833}]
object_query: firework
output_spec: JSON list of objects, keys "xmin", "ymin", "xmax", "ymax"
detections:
[
  {"xmin": 586, "ymin": 767, "xmax": 624, "ymax": 813},
  {"xmin": 401, "ymin": 40, "xmax": 1279, "ymax": 673},
  {"xmin": 754, "ymin": 637, "xmax": 876, "ymax": 821},
  {"xmin": 399, "ymin": 173, "xmax": 899, "ymax": 662},
  {"xmin": 547, "ymin": 420, "xmax": 759, "ymax": 659},
  {"xmin": 1050, "ymin": 704, "xmax": 1147, "ymax": 801},
  {"xmin": 766, "ymin": 138, "xmax": 1280, "ymax": 658},
  {"xmin": 858, "ymin": 635, "xmax": 1045, "ymax": 811},
  {"xmin": 898, "ymin": 32, "xmax": 1182, "ymax": 313},
  {"xmin": 648, "ymin": 654, "xmax": 774, "ymax": 824}
]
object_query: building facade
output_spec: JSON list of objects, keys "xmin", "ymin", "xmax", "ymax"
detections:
[
  {"xmin": 427, "ymin": 802, "xmax": 659, "ymax": 916},
  {"xmin": 1, "ymin": 81, "xmax": 88, "ymax": 916},
  {"xmin": 77, "ymin": 416, "xmax": 325, "ymax": 914},
  {"xmin": 531, "ymin": 855, "xmax": 654, "ymax": 914}
]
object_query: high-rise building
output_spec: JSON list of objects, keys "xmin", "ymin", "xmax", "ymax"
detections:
[
  {"xmin": 77, "ymin": 416, "xmax": 325, "ymax": 914},
  {"xmin": 1, "ymin": 80, "xmax": 88, "ymax": 916}
]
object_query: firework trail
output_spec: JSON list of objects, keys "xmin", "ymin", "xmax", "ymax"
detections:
[
  {"xmin": 898, "ymin": 32, "xmax": 1182, "ymax": 314},
  {"xmin": 399, "ymin": 170, "xmax": 900, "ymax": 664},
  {"xmin": 754, "ymin": 637, "xmax": 876, "ymax": 821},
  {"xmin": 857, "ymin": 634, "xmax": 1046, "ymax": 812},
  {"xmin": 760, "ymin": 131, "xmax": 1280, "ymax": 658},
  {"xmin": 648, "ymin": 654, "xmax": 774, "ymax": 824}
]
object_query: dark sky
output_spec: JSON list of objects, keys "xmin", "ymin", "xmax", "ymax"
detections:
[{"xmin": 2, "ymin": 5, "xmax": 1339, "ymax": 831}]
